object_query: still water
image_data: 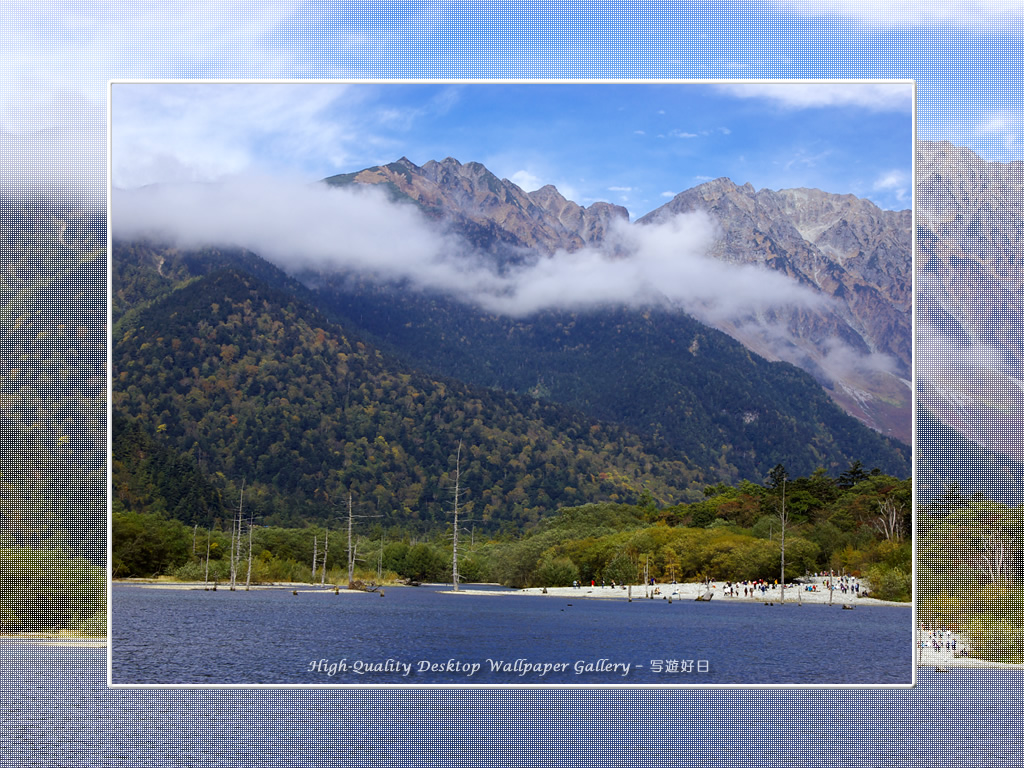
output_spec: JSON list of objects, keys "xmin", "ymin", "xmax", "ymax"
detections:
[
  {"xmin": 111, "ymin": 583, "xmax": 912, "ymax": 685},
  {"xmin": 4, "ymin": 641, "xmax": 1021, "ymax": 767}
]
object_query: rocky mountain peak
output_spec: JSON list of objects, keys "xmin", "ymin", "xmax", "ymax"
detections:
[
  {"xmin": 330, "ymin": 156, "xmax": 628, "ymax": 255},
  {"xmin": 916, "ymin": 139, "xmax": 1024, "ymax": 465},
  {"xmin": 328, "ymin": 156, "xmax": 910, "ymax": 442},
  {"xmin": 638, "ymin": 174, "xmax": 911, "ymax": 443}
]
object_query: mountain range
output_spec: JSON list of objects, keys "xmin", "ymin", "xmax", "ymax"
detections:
[
  {"xmin": 916, "ymin": 139, "xmax": 1024, "ymax": 504},
  {"xmin": 111, "ymin": 157, "xmax": 912, "ymax": 531},
  {"xmin": 328, "ymin": 156, "xmax": 912, "ymax": 444}
]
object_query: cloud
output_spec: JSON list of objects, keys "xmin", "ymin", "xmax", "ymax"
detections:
[
  {"xmin": 112, "ymin": 83, "xmax": 365, "ymax": 188},
  {"xmin": 112, "ymin": 178, "xmax": 473, "ymax": 293},
  {"xmin": 917, "ymin": 320, "xmax": 1013, "ymax": 382},
  {"xmin": 976, "ymin": 112, "xmax": 1019, "ymax": 133},
  {"xmin": 772, "ymin": 0, "xmax": 1024, "ymax": 29},
  {"xmin": 972, "ymin": 110, "xmax": 1024, "ymax": 156},
  {"xmin": 664, "ymin": 127, "xmax": 732, "ymax": 140},
  {"xmin": 508, "ymin": 170, "xmax": 545, "ymax": 192},
  {"xmin": 0, "ymin": 124, "xmax": 106, "ymax": 204},
  {"xmin": 715, "ymin": 82, "xmax": 912, "ymax": 112},
  {"xmin": 724, "ymin": 315, "xmax": 900, "ymax": 386},
  {"xmin": 817, "ymin": 339, "xmax": 900, "ymax": 381},
  {"xmin": 111, "ymin": 173, "xmax": 830, "ymax": 323},
  {"xmin": 0, "ymin": 2, "xmax": 317, "ymax": 200},
  {"xmin": 0, "ymin": 2, "xmax": 311, "ymax": 103},
  {"xmin": 432, "ymin": 210, "xmax": 830, "ymax": 319},
  {"xmin": 873, "ymin": 168, "xmax": 911, "ymax": 202}
]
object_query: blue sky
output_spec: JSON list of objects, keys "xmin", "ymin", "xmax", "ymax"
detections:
[
  {"xmin": 3, "ymin": 1, "xmax": 1023, "ymax": 206},
  {"xmin": 111, "ymin": 81, "xmax": 913, "ymax": 216}
]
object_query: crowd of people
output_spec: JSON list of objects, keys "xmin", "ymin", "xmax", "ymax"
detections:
[
  {"xmin": 566, "ymin": 573, "xmax": 866, "ymax": 601},
  {"xmin": 921, "ymin": 626, "xmax": 960, "ymax": 655}
]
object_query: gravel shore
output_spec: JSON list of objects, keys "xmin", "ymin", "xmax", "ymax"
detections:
[{"xmin": 453, "ymin": 578, "xmax": 908, "ymax": 607}]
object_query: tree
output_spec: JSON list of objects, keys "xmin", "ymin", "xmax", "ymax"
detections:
[
  {"xmin": 451, "ymin": 440, "xmax": 464, "ymax": 591},
  {"xmin": 603, "ymin": 552, "xmax": 636, "ymax": 585},
  {"xmin": 768, "ymin": 464, "xmax": 790, "ymax": 601},
  {"xmin": 768, "ymin": 463, "xmax": 789, "ymax": 491},
  {"xmin": 837, "ymin": 460, "xmax": 870, "ymax": 489},
  {"xmin": 873, "ymin": 495, "xmax": 906, "ymax": 542},
  {"xmin": 976, "ymin": 523, "xmax": 1016, "ymax": 585},
  {"xmin": 534, "ymin": 555, "xmax": 579, "ymax": 587}
]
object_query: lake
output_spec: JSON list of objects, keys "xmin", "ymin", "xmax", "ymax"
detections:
[
  {"xmin": 5, "ymin": 641, "xmax": 1022, "ymax": 767},
  {"xmin": 110, "ymin": 583, "xmax": 913, "ymax": 685}
]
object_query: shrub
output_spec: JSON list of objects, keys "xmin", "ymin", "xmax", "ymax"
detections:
[
  {"xmin": 864, "ymin": 565, "xmax": 911, "ymax": 602},
  {"xmin": 533, "ymin": 555, "xmax": 579, "ymax": 588}
]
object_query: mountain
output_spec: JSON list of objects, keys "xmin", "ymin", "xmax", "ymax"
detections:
[
  {"xmin": 0, "ymin": 199, "xmax": 106, "ymax": 561},
  {"xmin": 111, "ymin": 155, "xmax": 913, "ymax": 532},
  {"xmin": 637, "ymin": 179, "xmax": 912, "ymax": 443},
  {"xmin": 321, "ymin": 156, "xmax": 911, "ymax": 436},
  {"xmin": 916, "ymin": 139, "xmax": 1024, "ymax": 504},
  {"xmin": 111, "ymin": 248, "xmax": 709, "ymax": 531},
  {"xmin": 111, "ymin": 234, "xmax": 910, "ymax": 533},
  {"xmin": 324, "ymin": 156, "xmax": 629, "ymax": 259},
  {"xmin": 300, "ymin": 270, "xmax": 910, "ymax": 485},
  {"xmin": 326, "ymin": 157, "xmax": 911, "ymax": 443}
]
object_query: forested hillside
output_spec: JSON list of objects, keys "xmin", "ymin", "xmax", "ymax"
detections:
[
  {"xmin": 305, "ymin": 273, "xmax": 911, "ymax": 482},
  {"xmin": 114, "ymin": 236, "xmax": 910, "ymax": 511},
  {"xmin": 0, "ymin": 200, "xmax": 106, "ymax": 635},
  {"xmin": 113, "ymin": 263, "xmax": 708, "ymax": 532}
]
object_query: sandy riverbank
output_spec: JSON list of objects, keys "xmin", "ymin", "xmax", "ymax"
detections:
[
  {"xmin": 0, "ymin": 632, "xmax": 106, "ymax": 648},
  {"xmin": 450, "ymin": 579, "xmax": 908, "ymax": 607},
  {"xmin": 112, "ymin": 578, "xmax": 391, "ymax": 593},
  {"xmin": 916, "ymin": 629, "xmax": 1024, "ymax": 670}
]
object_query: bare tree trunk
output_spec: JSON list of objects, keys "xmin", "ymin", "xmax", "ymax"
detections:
[
  {"xmin": 245, "ymin": 514, "xmax": 253, "ymax": 591},
  {"xmin": 321, "ymin": 527, "xmax": 328, "ymax": 586},
  {"xmin": 348, "ymin": 494, "xmax": 355, "ymax": 588},
  {"xmin": 779, "ymin": 477, "xmax": 787, "ymax": 604},
  {"xmin": 873, "ymin": 497, "xmax": 905, "ymax": 541},
  {"xmin": 312, "ymin": 534, "xmax": 318, "ymax": 582},
  {"xmin": 452, "ymin": 440, "xmax": 462, "ymax": 592},
  {"xmin": 978, "ymin": 529, "xmax": 1011, "ymax": 584},
  {"xmin": 231, "ymin": 479, "xmax": 245, "ymax": 591}
]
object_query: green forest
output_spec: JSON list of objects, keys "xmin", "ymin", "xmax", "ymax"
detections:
[
  {"xmin": 112, "ymin": 264, "xmax": 709, "ymax": 531},
  {"xmin": 0, "ymin": 202, "xmax": 106, "ymax": 636},
  {"xmin": 920, "ymin": 486, "xmax": 1024, "ymax": 663},
  {"xmin": 114, "ymin": 463, "xmax": 913, "ymax": 604}
]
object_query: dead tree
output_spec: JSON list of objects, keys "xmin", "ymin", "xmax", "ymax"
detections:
[
  {"xmin": 451, "ymin": 440, "xmax": 463, "ymax": 592},
  {"xmin": 342, "ymin": 492, "xmax": 381, "ymax": 588},
  {"xmin": 768, "ymin": 465, "xmax": 789, "ymax": 603},
  {"xmin": 230, "ymin": 479, "xmax": 245, "ymax": 591},
  {"xmin": 873, "ymin": 496, "xmax": 905, "ymax": 542},
  {"xmin": 321, "ymin": 526, "xmax": 329, "ymax": 586},
  {"xmin": 779, "ymin": 476, "xmax": 788, "ymax": 603},
  {"xmin": 977, "ymin": 527, "xmax": 1013, "ymax": 584},
  {"xmin": 245, "ymin": 509, "xmax": 254, "ymax": 590}
]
